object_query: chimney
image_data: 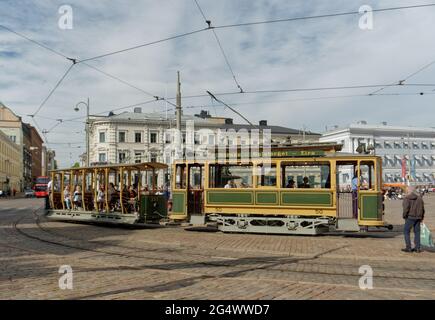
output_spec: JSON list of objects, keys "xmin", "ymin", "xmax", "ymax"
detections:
[
  {"xmin": 133, "ymin": 107, "xmax": 142, "ymax": 113},
  {"xmin": 259, "ymin": 120, "xmax": 267, "ymax": 126}
]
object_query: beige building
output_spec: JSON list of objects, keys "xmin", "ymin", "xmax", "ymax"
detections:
[
  {"xmin": 0, "ymin": 129, "xmax": 21, "ymax": 192},
  {"xmin": 1, "ymin": 102, "xmax": 47, "ymax": 189}
]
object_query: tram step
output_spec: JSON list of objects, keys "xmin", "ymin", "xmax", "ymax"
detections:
[
  {"xmin": 189, "ymin": 214, "xmax": 206, "ymax": 225},
  {"xmin": 337, "ymin": 218, "xmax": 360, "ymax": 231}
]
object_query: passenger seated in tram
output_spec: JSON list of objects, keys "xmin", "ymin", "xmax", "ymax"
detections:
[
  {"xmin": 121, "ymin": 185, "xmax": 129, "ymax": 212},
  {"xmin": 73, "ymin": 185, "xmax": 83, "ymax": 209},
  {"xmin": 224, "ymin": 180, "xmax": 235, "ymax": 189},
  {"xmin": 108, "ymin": 183, "xmax": 118, "ymax": 211},
  {"xmin": 286, "ymin": 179, "xmax": 295, "ymax": 188},
  {"xmin": 64, "ymin": 185, "xmax": 72, "ymax": 210},
  {"xmin": 127, "ymin": 186, "xmax": 137, "ymax": 213},
  {"xmin": 299, "ymin": 177, "xmax": 311, "ymax": 188},
  {"xmin": 97, "ymin": 185, "xmax": 105, "ymax": 212},
  {"xmin": 239, "ymin": 181, "xmax": 250, "ymax": 188}
]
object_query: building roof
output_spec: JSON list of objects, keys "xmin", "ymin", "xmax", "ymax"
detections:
[
  {"xmin": 322, "ymin": 122, "xmax": 435, "ymax": 138},
  {"xmin": 90, "ymin": 111, "xmax": 319, "ymax": 135}
]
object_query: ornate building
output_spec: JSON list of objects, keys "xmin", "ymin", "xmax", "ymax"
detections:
[
  {"xmin": 88, "ymin": 108, "xmax": 320, "ymax": 186},
  {"xmin": 320, "ymin": 121, "xmax": 435, "ymax": 184}
]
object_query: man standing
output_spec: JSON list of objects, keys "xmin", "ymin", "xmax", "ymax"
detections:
[
  {"xmin": 402, "ymin": 186, "xmax": 425, "ymax": 253},
  {"xmin": 351, "ymin": 172, "xmax": 359, "ymax": 219},
  {"xmin": 46, "ymin": 179, "xmax": 53, "ymax": 210}
]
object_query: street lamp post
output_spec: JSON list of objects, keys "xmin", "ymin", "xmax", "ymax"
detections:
[{"xmin": 74, "ymin": 98, "xmax": 90, "ymax": 167}]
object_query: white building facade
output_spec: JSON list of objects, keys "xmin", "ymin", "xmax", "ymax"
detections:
[
  {"xmin": 320, "ymin": 122, "xmax": 435, "ymax": 184},
  {"xmin": 88, "ymin": 108, "xmax": 320, "ymax": 186}
]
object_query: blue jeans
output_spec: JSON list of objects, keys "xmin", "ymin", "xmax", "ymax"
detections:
[{"xmin": 404, "ymin": 218, "xmax": 421, "ymax": 250}]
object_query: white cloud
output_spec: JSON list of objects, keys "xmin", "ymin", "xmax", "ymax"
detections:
[{"xmin": 1, "ymin": 0, "xmax": 435, "ymax": 166}]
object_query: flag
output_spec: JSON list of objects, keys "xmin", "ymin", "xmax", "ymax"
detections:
[
  {"xmin": 401, "ymin": 157, "xmax": 406, "ymax": 178},
  {"xmin": 410, "ymin": 159, "xmax": 416, "ymax": 180}
]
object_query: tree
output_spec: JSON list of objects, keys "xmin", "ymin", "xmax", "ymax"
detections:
[{"xmin": 72, "ymin": 162, "xmax": 80, "ymax": 168}]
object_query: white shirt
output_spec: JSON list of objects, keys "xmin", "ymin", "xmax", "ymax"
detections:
[
  {"xmin": 224, "ymin": 184, "xmax": 231, "ymax": 189},
  {"xmin": 47, "ymin": 180, "xmax": 53, "ymax": 193}
]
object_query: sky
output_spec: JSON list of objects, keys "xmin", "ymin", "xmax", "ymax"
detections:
[{"xmin": 1, "ymin": 0, "xmax": 435, "ymax": 167}]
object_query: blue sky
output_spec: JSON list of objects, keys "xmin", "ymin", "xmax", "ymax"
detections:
[{"xmin": 1, "ymin": 0, "xmax": 435, "ymax": 166}]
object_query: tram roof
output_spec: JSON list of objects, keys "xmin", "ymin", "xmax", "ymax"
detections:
[{"xmin": 49, "ymin": 162, "xmax": 168, "ymax": 173}]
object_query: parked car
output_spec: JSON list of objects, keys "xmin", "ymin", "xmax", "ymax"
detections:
[{"xmin": 24, "ymin": 188, "xmax": 35, "ymax": 198}]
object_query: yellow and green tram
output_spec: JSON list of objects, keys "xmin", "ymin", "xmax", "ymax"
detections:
[
  {"xmin": 46, "ymin": 162, "xmax": 169, "ymax": 225},
  {"xmin": 170, "ymin": 145, "xmax": 392, "ymax": 235}
]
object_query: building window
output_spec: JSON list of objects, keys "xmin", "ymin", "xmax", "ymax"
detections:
[
  {"xmin": 384, "ymin": 141, "xmax": 392, "ymax": 149},
  {"xmin": 9, "ymin": 135, "xmax": 16, "ymax": 143},
  {"xmin": 134, "ymin": 152, "xmax": 142, "ymax": 163},
  {"xmin": 99, "ymin": 132, "xmax": 106, "ymax": 143},
  {"xmin": 118, "ymin": 152, "xmax": 126, "ymax": 163},
  {"xmin": 256, "ymin": 164, "xmax": 277, "ymax": 187},
  {"xmin": 208, "ymin": 135, "xmax": 215, "ymax": 146},
  {"xmin": 165, "ymin": 132, "xmax": 172, "ymax": 144},
  {"xmin": 119, "ymin": 131, "xmax": 126, "ymax": 143},
  {"xmin": 209, "ymin": 164, "xmax": 253, "ymax": 188},
  {"xmin": 135, "ymin": 132, "xmax": 142, "ymax": 143},
  {"xmin": 150, "ymin": 153, "xmax": 157, "ymax": 163},
  {"xmin": 150, "ymin": 132, "xmax": 158, "ymax": 144},
  {"xmin": 98, "ymin": 153, "xmax": 106, "ymax": 162}
]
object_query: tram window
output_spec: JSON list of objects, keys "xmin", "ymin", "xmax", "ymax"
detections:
[
  {"xmin": 281, "ymin": 162, "xmax": 330, "ymax": 189},
  {"xmin": 209, "ymin": 164, "xmax": 253, "ymax": 188},
  {"xmin": 175, "ymin": 164, "xmax": 187, "ymax": 189},
  {"xmin": 359, "ymin": 161, "xmax": 375, "ymax": 190},
  {"xmin": 189, "ymin": 166, "xmax": 204, "ymax": 189},
  {"xmin": 256, "ymin": 164, "xmax": 277, "ymax": 187}
]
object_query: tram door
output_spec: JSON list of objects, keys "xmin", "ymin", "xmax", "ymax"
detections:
[
  {"xmin": 187, "ymin": 164, "xmax": 204, "ymax": 215},
  {"xmin": 336, "ymin": 162, "xmax": 358, "ymax": 219}
]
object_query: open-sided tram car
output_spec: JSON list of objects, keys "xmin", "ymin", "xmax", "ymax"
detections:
[
  {"xmin": 46, "ymin": 162, "xmax": 168, "ymax": 225},
  {"xmin": 169, "ymin": 144, "xmax": 392, "ymax": 235}
]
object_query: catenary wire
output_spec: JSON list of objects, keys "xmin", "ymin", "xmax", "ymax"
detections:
[
  {"xmin": 31, "ymin": 63, "xmax": 75, "ymax": 116},
  {"xmin": 78, "ymin": 3, "xmax": 435, "ymax": 62},
  {"xmin": 193, "ymin": 0, "xmax": 244, "ymax": 92}
]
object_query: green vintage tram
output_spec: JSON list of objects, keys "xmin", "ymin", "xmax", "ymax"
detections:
[
  {"xmin": 170, "ymin": 143, "xmax": 392, "ymax": 235},
  {"xmin": 46, "ymin": 162, "xmax": 169, "ymax": 225}
]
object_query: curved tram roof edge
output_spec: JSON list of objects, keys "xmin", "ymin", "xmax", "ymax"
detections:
[{"xmin": 49, "ymin": 162, "xmax": 168, "ymax": 173}]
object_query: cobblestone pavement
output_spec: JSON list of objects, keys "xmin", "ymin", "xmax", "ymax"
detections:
[{"xmin": 1, "ymin": 195, "xmax": 435, "ymax": 300}]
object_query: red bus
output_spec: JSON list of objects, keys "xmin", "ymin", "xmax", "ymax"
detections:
[{"xmin": 34, "ymin": 176, "xmax": 49, "ymax": 198}]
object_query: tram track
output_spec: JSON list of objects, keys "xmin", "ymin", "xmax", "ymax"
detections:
[{"xmin": 9, "ymin": 207, "xmax": 435, "ymax": 295}]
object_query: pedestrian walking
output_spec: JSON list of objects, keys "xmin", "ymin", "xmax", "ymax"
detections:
[
  {"xmin": 402, "ymin": 186, "xmax": 425, "ymax": 253},
  {"xmin": 46, "ymin": 179, "xmax": 53, "ymax": 210}
]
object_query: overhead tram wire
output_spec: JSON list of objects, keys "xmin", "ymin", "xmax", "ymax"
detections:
[
  {"xmin": 163, "ymin": 83, "xmax": 435, "ymax": 100},
  {"xmin": 58, "ymin": 99, "xmax": 158, "ymax": 123},
  {"xmin": 76, "ymin": 3, "xmax": 435, "ymax": 63},
  {"xmin": 78, "ymin": 28, "xmax": 208, "ymax": 63},
  {"xmin": 370, "ymin": 58, "xmax": 435, "ymax": 95},
  {"xmin": 207, "ymin": 91, "xmax": 255, "ymax": 127},
  {"xmin": 212, "ymin": 3, "xmax": 435, "ymax": 30},
  {"xmin": 30, "ymin": 63, "xmax": 75, "ymax": 117},
  {"xmin": 0, "ymin": 25, "xmax": 79, "ymax": 117},
  {"xmin": 0, "ymin": 24, "xmax": 70, "ymax": 60},
  {"xmin": 193, "ymin": 0, "xmax": 244, "ymax": 92},
  {"xmin": 77, "ymin": 62, "xmax": 180, "ymax": 109},
  {"xmin": 0, "ymin": 24, "xmax": 168, "ymax": 118}
]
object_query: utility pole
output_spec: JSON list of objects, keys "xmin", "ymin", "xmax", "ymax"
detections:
[
  {"xmin": 86, "ymin": 97, "xmax": 90, "ymax": 167},
  {"xmin": 176, "ymin": 71, "xmax": 182, "ymax": 131},
  {"xmin": 74, "ymin": 98, "xmax": 90, "ymax": 167}
]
